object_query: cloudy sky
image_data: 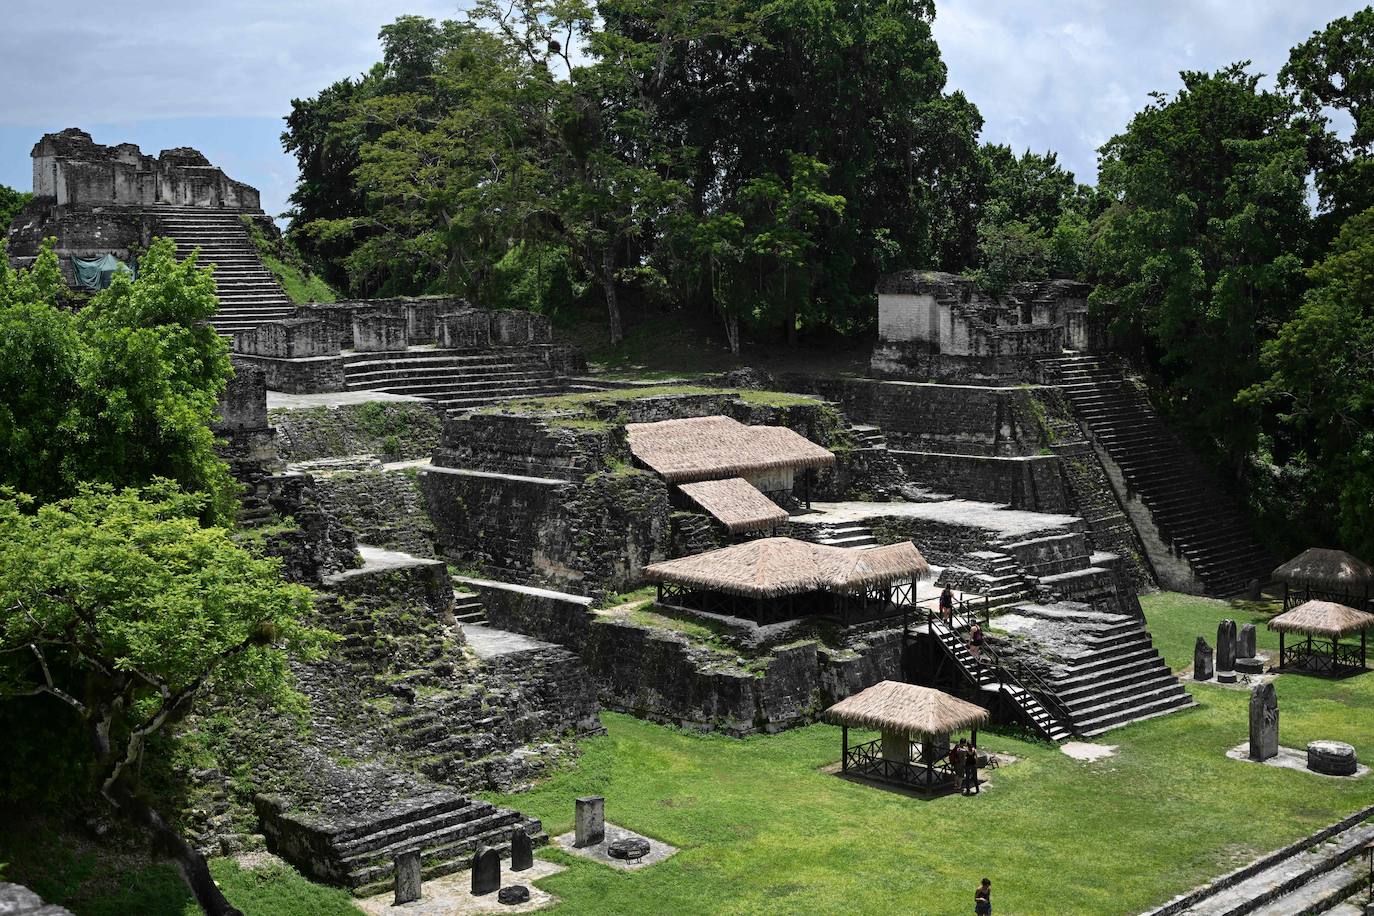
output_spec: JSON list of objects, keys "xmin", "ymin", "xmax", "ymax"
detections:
[{"xmin": 0, "ymin": 1, "xmax": 1360, "ymax": 218}]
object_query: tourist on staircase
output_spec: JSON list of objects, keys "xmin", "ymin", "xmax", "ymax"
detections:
[{"xmin": 940, "ymin": 585, "xmax": 955, "ymax": 627}]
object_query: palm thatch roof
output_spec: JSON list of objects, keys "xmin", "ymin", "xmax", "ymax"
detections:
[
  {"xmin": 1268, "ymin": 600, "xmax": 1374, "ymax": 638},
  {"xmin": 825, "ymin": 681, "xmax": 989, "ymax": 737},
  {"xmin": 678, "ymin": 478, "xmax": 789, "ymax": 534},
  {"xmin": 1273, "ymin": 548, "xmax": 1374, "ymax": 592},
  {"xmin": 643, "ymin": 537, "xmax": 929, "ymax": 598},
  {"xmin": 625, "ymin": 415, "xmax": 835, "ymax": 484}
]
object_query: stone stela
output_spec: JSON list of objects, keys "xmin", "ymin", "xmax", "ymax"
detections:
[
  {"xmin": 470, "ymin": 845, "xmax": 500, "ymax": 895},
  {"xmin": 393, "ymin": 849, "xmax": 422, "ymax": 905},
  {"xmin": 1194, "ymin": 636, "xmax": 1214, "ymax": 681},
  {"xmin": 1248, "ymin": 681, "xmax": 1278, "ymax": 762},
  {"xmin": 575, "ymin": 796, "xmax": 605, "ymax": 848},
  {"xmin": 1216, "ymin": 619, "xmax": 1238, "ymax": 683}
]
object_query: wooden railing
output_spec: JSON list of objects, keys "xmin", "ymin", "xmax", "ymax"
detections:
[{"xmin": 842, "ymin": 738, "xmax": 956, "ymax": 787}]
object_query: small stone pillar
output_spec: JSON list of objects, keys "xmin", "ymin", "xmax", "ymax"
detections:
[
  {"xmin": 1248, "ymin": 681, "xmax": 1278, "ymax": 762},
  {"xmin": 1217, "ymin": 619, "xmax": 1237, "ymax": 683},
  {"xmin": 393, "ymin": 850, "xmax": 422, "ymax": 905},
  {"xmin": 1193, "ymin": 637, "xmax": 1214, "ymax": 681},
  {"xmin": 1236, "ymin": 623, "xmax": 1257, "ymax": 659},
  {"xmin": 1307, "ymin": 740, "xmax": 1357, "ymax": 776},
  {"xmin": 470, "ymin": 845, "xmax": 500, "ymax": 895},
  {"xmin": 510, "ymin": 825, "xmax": 533, "ymax": 871},
  {"xmin": 575, "ymin": 796, "xmax": 605, "ymax": 848}
]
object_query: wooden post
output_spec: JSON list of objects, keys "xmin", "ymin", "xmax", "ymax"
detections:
[
  {"xmin": 841, "ymin": 725, "xmax": 849, "ymax": 773},
  {"xmin": 1362, "ymin": 628, "xmax": 1367, "ymax": 670},
  {"xmin": 1280, "ymin": 631, "xmax": 1285, "ymax": 669}
]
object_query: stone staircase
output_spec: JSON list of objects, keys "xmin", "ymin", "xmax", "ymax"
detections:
[
  {"xmin": 1047, "ymin": 614, "xmax": 1194, "ymax": 737},
  {"xmin": 922, "ymin": 614, "xmax": 1074, "ymax": 742},
  {"xmin": 453, "ymin": 589, "xmax": 487, "ymax": 625},
  {"xmin": 1041, "ymin": 354, "xmax": 1271, "ymax": 596},
  {"xmin": 813, "ymin": 521, "xmax": 881, "ymax": 550},
  {"xmin": 850, "ymin": 424, "xmax": 888, "ymax": 449},
  {"xmin": 257, "ymin": 789, "xmax": 545, "ymax": 899},
  {"xmin": 340, "ymin": 349, "xmax": 567, "ymax": 412},
  {"xmin": 1145, "ymin": 805, "xmax": 1374, "ymax": 915},
  {"xmin": 152, "ymin": 207, "xmax": 296, "ymax": 336}
]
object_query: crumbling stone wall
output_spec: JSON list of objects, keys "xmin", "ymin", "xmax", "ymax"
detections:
[
  {"xmin": 311, "ymin": 469, "xmax": 435, "ymax": 557},
  {"xmin": 271, "ymin": 402, "xmax": 443, "ymax": 462}
]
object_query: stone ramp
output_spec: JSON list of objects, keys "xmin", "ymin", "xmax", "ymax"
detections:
[{"xmin": 1143, "ymin": 805, "xmax": 1374, "ymax": 915}]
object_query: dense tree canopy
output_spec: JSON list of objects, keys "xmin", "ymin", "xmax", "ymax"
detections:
[
  {"xmin": 0, "ymin": 483, "xmax": 322, "ymax": 915},
  {"xmin": 0, "ymin": 237, "xmax": 237, "ymax": 522},
  {"xmin": 0, "ymin": 183, "xmax": 29, "ymax": 236},
  {"xmin": 1089, "ymin": 63, "xmax": 1312, "ymax": 467},
  {"xmin": 283, "ymin": 1, "xmax": 986, "ymax": 346},
  {"xmin": 1242, "ymin": 207, "xmax": 1374, "ymax": 559}
]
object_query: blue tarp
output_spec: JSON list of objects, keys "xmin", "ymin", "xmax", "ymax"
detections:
[{"xmin": 71, "ymin": 253, "xmax": 132, "ymax": 290}]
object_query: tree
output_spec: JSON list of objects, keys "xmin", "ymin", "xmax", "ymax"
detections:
[
  {"xmin": 0, "ymin": 482, "xmax": 324, "ymax": 916},
  {"xmin": 1281, "ymin": 6, "xmax": 1374, "ymax": 227},
  {"xmin": 0, "ymin": 238, "xmax": 238, "ymax": 522},
  {"xmin": 0, "ymin": 184, "xmax": 30, "ymax": 236},
  {"xmin": 1090, "ymin": 64, "xmax": 1312, "ymax": 469},
  {"xmin": 1242, "ymin": 207, "xmax": 1374, "ymax": 558}
]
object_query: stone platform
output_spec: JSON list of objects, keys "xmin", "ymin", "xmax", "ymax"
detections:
[
  {"xmin": 552, "ymin": 823, "xmax": 678, "ymax": 871},
  {"xmin": 1225, "ymin": 742, "xmax": 1371, "ymax": 779}
]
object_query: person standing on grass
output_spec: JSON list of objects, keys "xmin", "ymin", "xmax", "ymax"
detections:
[
  {"xmin": 949, "ymin": 738, "xmax": 965, "ymax": 779},
  {"xmin": 974, "ymin": 878, "xmax": 992, "ymax": 915},
  {"xmin": 962, "ymin": 745, "xmax": 980, "ymax": 795}
]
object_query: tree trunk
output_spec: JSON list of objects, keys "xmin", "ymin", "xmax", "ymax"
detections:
[
  {"xmin": 108, "ymin": 780, "xmax": 243, "ymax": 916},
  {"xmin": 784, "ymin": 268, "xmax": 796, "ymax": 348},
  {"xmin": 601, "ymin": 249, "xmax": 623, "ymax": 346},
  {"xmin": 722, "ymin": 310, "xmax": 740, "ymax": 355}
]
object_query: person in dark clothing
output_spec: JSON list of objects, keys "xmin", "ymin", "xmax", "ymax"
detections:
[
  {"xmin": 962, "ymin": 746, "xmax": 980, "ymax": 795},
  {"xmin": 974, "ymin": 878, "xmax": 992, "ymax": 915},
  {"xmin": 949, "ymin": 738, "xmax": 966, "ymax": 782},
  {"xmin": 939, "ymin": 586, "xmax": 955, "ymax": 626}
]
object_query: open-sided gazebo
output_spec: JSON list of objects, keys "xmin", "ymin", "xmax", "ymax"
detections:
[
  {"xmin": 643, "ymin": 537, "xmax": 929, "ymax": 625},
  {"xmin": 1268, "ymin": 599, "xmax": 1374, "ymax": 676},
  {"xmin": 826, "ymin": 681, "xmax": 989, "ymax": 793},
  {"xmin": 1274, "ymin": 548, "xmax": 1374, "ymax": 612}
]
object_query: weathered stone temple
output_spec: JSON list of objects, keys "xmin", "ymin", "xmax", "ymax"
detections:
[{"xmin": 7, "ymin": 128, "xmax": 294, "ymax": 333}]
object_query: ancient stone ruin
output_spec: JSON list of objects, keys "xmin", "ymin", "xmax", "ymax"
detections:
[{"xmin": 1248, "ymin": 681, "xmax": 1278, "ymax": 762}]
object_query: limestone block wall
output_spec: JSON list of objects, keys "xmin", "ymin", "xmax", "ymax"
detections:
[
  {"xmin": 891, "ymin": 451, "xmax": 1069, "ymax": 512},
  {"xmin": 421, "ymin": 465, "xmax": 671, "ymax": 594},
  {"xmin": 352, "ymin": 312, "xmax": 408, "ymax": 352},
  {"xmin": 312, "ymin": 469, "xmax": 436, "ymax": 558},
  {"xmin": 270, "ymin": 401, "xmax": 443, "ymax": 462},
  {"xmin": 433, "ymin": 414, "xmax": 620, "ymax": 482}
]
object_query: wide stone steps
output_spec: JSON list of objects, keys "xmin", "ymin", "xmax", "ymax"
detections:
[
  {"xmin": 155, "ymin": 209, "xmax": 295, "ymax": 336},
  {"xmin": 453, "ymin": 590, "xmax": 486, "ymax": 625},
  {"xmin": 1045, "ymin": 355, "xmax": 1271, "ymax": 597},
  {"xmin": 1150, "ymin": 807, "xmax": 1374, "ymax": 916},
  {"xmin": 348, "ymin": 815, "xmax": 546, "ymax": 898}
]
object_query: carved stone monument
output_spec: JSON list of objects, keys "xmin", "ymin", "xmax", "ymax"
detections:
[
  {"xmin": 575, "ymin": 796, "xmax": 605, "ymax": 848},
  {"xmin": 1248, "ymin": 681, "xmax": 1278, "ymax": 762},
  {"xmin": 393, "ymin": 850, "xmax": 422, "ymax": 904},
  {"xmin": 1237, "ymin": 623, "xmax": 1257, "ymax": 660},
  {"xmin": 470, "ymin": 845, "xmax": 500, "ymax": 895},
  {"xmin": 1193, "ymin": 637, "xmax": 1214, "ymax": 681},
  {"xmin": 510, "ymin": 825, "xmax": 533, "ymax": 871},
  {"xmin": 1216, "ymin": 619, "xmax": 1237, "ymax": 683}
]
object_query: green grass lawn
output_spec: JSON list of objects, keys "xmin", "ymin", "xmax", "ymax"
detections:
[
  {"xmin": 482, "ymin": 592, "xmax": 1374, "ymax": 915},
  {"xmin": 7, "ymin": 592, "xmax": 1373, "ymax": 914}
]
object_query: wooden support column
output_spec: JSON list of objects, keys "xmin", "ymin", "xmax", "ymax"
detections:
[{"xmin": 842, "ymin": 726, "xmax": 849, "ymax": 772}]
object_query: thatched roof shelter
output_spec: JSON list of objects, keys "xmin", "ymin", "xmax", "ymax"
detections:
[
  {"xmin": 1268, "ymin": 600, "xmax": 1374, "ymax": 638},
  {"xmin": 625, "ymin": 415, "xmax": 835, "ymax": 484},
  {"xmin": 678, "ymin": 478, "xmax": 788, "ymax": 534},
  {"xmin": 825, "ymin": 681, "xmax": 989, "ymax": 738},
  {"xmin": 1273, "ymin": 549, "xmax": 1374, "ymax": 593},
  {"xmin": 643, "ymin": 537, "xmax": 929, "ymax": 599}
]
